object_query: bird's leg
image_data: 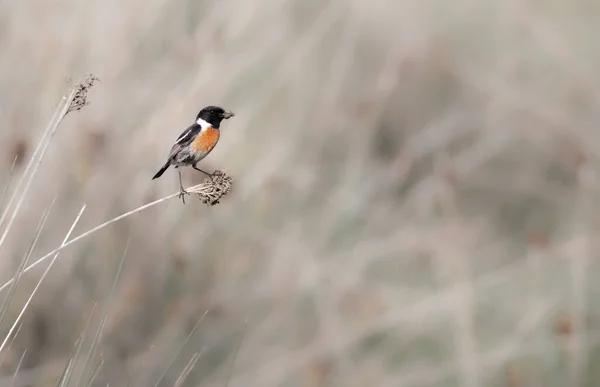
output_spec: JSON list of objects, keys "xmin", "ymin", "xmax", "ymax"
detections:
[
  {"xmin": 192, "ymin": 164, "xmax": 217, "ymax": 178},
  {"xmin": 177, "ymin": 168, "xmax": 189, "ymax": 204}
]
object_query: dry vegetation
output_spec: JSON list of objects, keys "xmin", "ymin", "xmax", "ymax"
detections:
[{"xmin": 0, "ymin": 0, "xmax": 599, "ymax": 386}]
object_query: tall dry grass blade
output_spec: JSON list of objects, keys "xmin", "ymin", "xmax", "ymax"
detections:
[
  {"xmin": 0, "ymin": 155, "xmax": 20, "ymax": 217},
  {"xmin": 0, "ymin": 74, "xmax": 97, "ymax": 253},
  {"xmin": 61, "ymin": 302, "xmax": 98, "ymax": 387},
  {"xmin": 0, "ymin": 89, "xmax": 75, "ymax": 252},
  {"xmin": 0, "ymin": 98, "xmax": 63, "ymax": 228},
  {"xmin": 0, "ymin": 322, "xmax": 22, "ymax": 370},
  {"xmin": 0, "ymin": 198, "xmax": 56, "ymax": 329},
  {"xmin": 0, "ymin": 205, "xmax": 86, "ymax": 354},
  {"xmin": 0, "ymin": 173, "xmax": 232, "ymax": 295},
  {"xmin": 83, "ymin": 358, "xmax": 104, "ymax": 387},
  {"xmin": 173, "ymin": 352, "xmax": 202, "ymax": 387},
  {"xmin": 55, "ymin": 357, "xmax": 74, "ymax": 387},
  {"xmin": 10, "ymin": 349, "xmax": 26, "ymax": 387},
  {"xmin": 152, "ymin": 309, "xmax": 210, "ymax": 387},
  {"xmin": 75, "ymin": 229, "xmax": 133, "ymax": 387}
]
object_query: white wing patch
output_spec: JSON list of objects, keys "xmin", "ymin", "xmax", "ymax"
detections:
[{"xmin": 175, "ymin": 127, "xmax": 192, "ymax": 143}]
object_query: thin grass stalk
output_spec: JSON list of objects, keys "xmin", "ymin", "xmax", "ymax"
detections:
[
  {"xmin": 0, "ymin": 199, "xmax": 56, "ymax": 329},
  {"xmin": 0, "ymin": 156, "xmax": 19, "ymax": 212},
  {"xmin": 10, "ymin": 349, "xmax": 26, "ymax": 387},
  {"xmin": 83, "ymin": 358, "xmax": 104, "ymax": 387},
  {"xmin": 60, "ymin": 302, "xmax": 98, "ymax": 387},
  {"xmin": 0, "ymin": 88, "xmax": 77, "ymax": 252},
  {"xmin": 152, "ymin": 309, "xmax": 210, "ymax": 387},
  {"xmin": 0, "ymin": 97, "xmax": 64, "ymax": 228},
  {"xmin": 0, "ymin": 205, "xmax": 86, "ymax": 354},
  {"xmin": 74, "ymin": 229, "xmax": 133, "ymax": 387},
  {"xmin": 173, "ymin": 352, "xmax": 201, "ymax": 387},
  {"xmin": 0, "ymin": 174, "xmax": 232, "ymax": 295}
]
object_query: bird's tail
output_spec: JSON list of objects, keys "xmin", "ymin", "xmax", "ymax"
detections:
[{"xmin": 152, "ymin": 163, "xmax": 170, "ymax": 180}]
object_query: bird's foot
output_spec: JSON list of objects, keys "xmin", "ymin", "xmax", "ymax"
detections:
[
  {"xmin": 208, "ymin": 170, "xmax": 224, "ymax": 179},
  {"xmin": 178, "ymin": 188, "xmax": 190, "ymax": 204}
]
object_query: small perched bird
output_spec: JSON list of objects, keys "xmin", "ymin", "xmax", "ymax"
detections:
[{"xmin": 152, "ymin": 105, "xmax": 234, "ymax": 203}]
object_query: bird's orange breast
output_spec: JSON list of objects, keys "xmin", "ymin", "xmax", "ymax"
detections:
[{"xmin": 191, "ymin": 127, "xmax": 220, "ymax": 152}]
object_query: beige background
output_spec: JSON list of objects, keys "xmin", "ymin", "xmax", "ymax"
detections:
[{"xmin": 0, "ymin": 0, "xmax": 599, "ymax": 386}]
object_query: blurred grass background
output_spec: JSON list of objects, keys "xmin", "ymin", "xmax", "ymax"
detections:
[{"xmin": 1, "ymin": 0, "xmax": 600, "ymax": 386}]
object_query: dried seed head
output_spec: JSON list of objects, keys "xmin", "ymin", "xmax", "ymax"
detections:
[
  {"xmin": 67, "ymin": 73, "xmax": 99, "ymax": 113},
  {"xmin": 188, "ymin": 170, "xmax": 233, "ymax": 206}
]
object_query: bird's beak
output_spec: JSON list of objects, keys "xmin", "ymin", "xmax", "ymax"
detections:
[{"xmin": 222, "ymin": 111, "xmax": 235, "ymax": 119}]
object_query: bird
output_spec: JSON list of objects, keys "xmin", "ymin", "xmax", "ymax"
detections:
[{"xmin": 152, "ymin": 105, "xmax": 234, "ymax": 203}]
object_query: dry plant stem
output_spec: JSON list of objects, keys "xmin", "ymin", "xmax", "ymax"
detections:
[
  {"xmin": 173, "ymin": 352, "xmax": 202, "ymax": 387},
  {"xmin": 0, "ymin": 89, "xmax": 75, "ymax": 251},
  {"xmin": 74, "ymin": 230, "xmax": 133, "ymax": 387},
  {"xmin": 0, "ymin": 322, "xmax": 22, "ymax": 370},
  {"xmin": 153, "ymin": 309, "xmax": 210, "ymax": 387},
  {"xmin": 0, "ymin": 205, "xmax": 86, "ymax": 354},
  {"xmin": 0, "ymin": 200, "xmax": 55, "ymax": 330},
  {"xmin": 0, "ymin": 176, "xmax": 232, "ymax": 294},
  {"xmin": 0, "ymin": 156, "xmax": 19, "ymax": 211},
  {"xmin": 84, "ymin": 359, "xmax": 105, "ymax": 387},
  {"xmin": 0, "ymin": 101, "xmax": 62, "ymax": 227},
  {"xmin": 56, "ymin": 357, "xmax": 74, "ymax": 387},
  {"xmin": 62, "ymin": 302, "xmax": 99, "ymax": 387},
  {"xmin": 12, "ymin": 349, "xmax": 27, "ymax": 387},
  {"xmin": 0, "ymin": 74, "xmax": 97, "ymax": 252}
]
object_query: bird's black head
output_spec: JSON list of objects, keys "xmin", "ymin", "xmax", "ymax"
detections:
[{"xmin": 196, "ymin": 105, "xmax": 234, "ymax": 128}]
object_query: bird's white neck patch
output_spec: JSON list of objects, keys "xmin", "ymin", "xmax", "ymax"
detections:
[{"xmin": 196, "ymin": 118, "xmax": 212, "ymax": 130}]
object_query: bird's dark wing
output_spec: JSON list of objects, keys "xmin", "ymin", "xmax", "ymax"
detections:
[{"xmin": 166, "ymin": 124, "xmax": 201, "ymax": 160}]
